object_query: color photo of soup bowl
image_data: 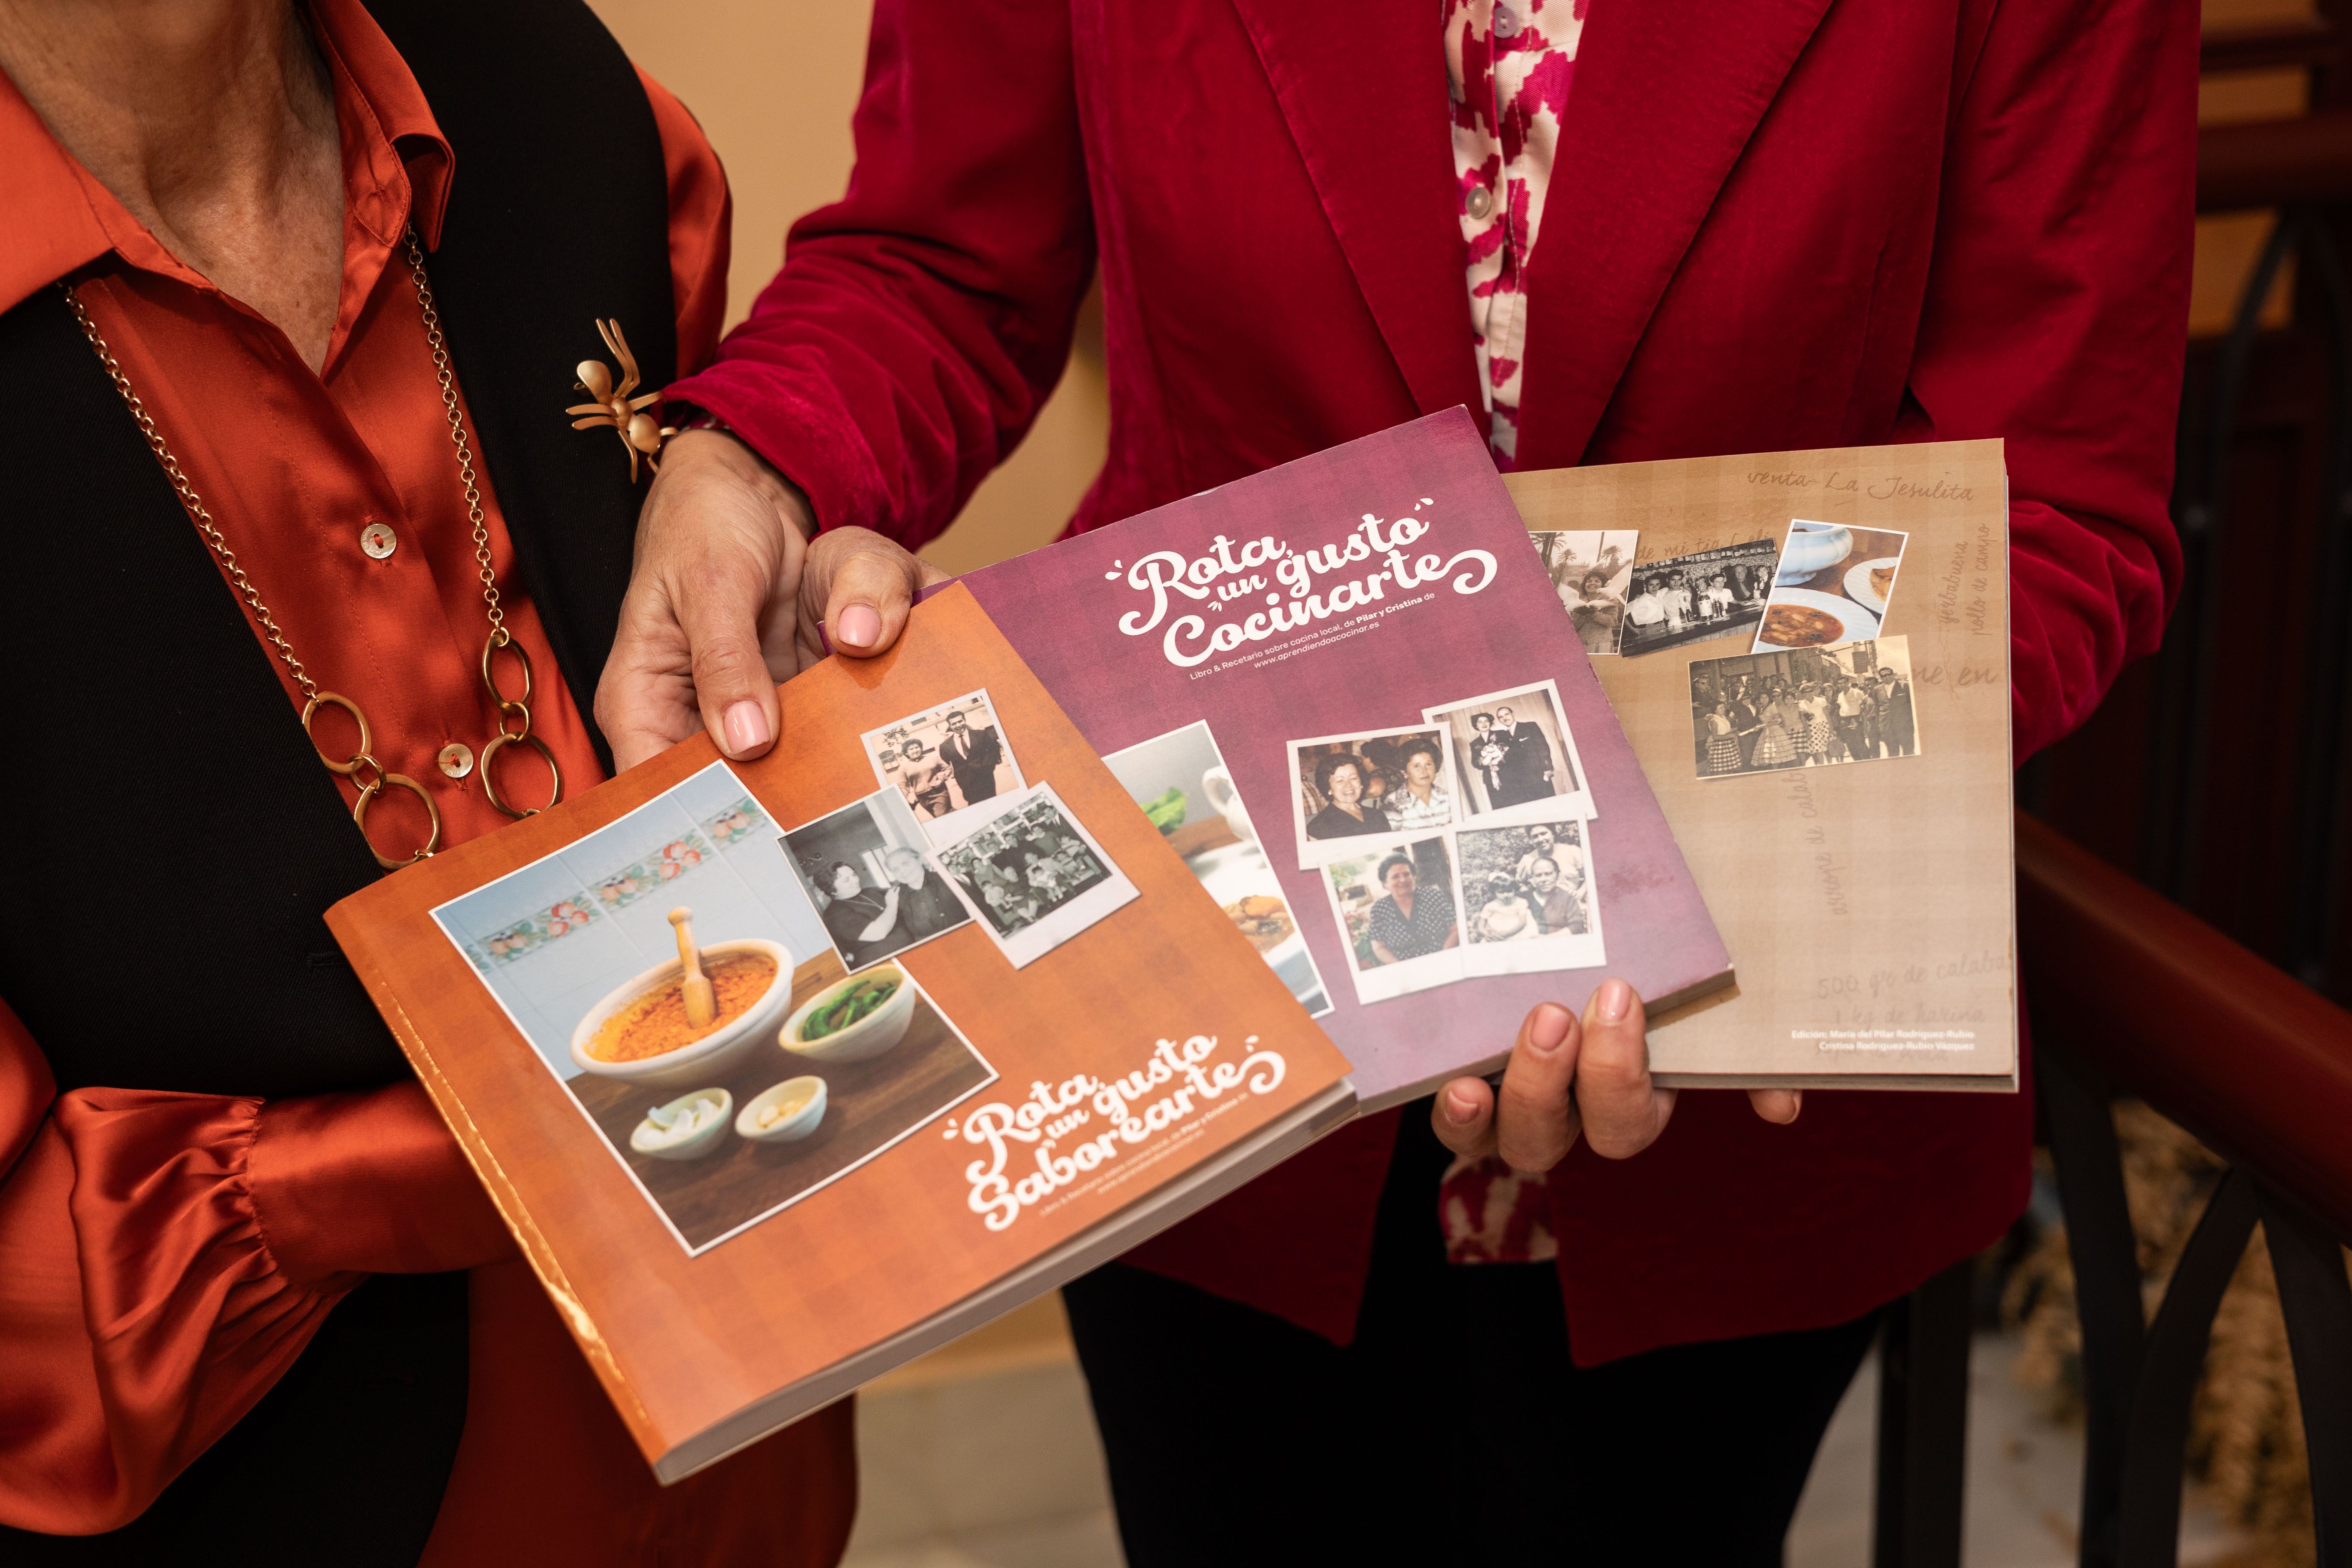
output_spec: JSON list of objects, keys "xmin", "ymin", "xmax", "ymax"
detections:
[
  {"xmin": 780, "ymin": 964, "xmax": 919, "ymax": 1064},
  {"xmin": 569, "ymin": 937, "xmax": 796, "ymax": 1090}
]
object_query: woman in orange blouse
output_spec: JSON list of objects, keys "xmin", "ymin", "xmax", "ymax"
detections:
[{"xmin": 0, "ymin": 1, "xmax": 862, "ymax": 1560}]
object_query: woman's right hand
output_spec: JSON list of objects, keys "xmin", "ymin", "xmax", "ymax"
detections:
[{"xmin": 595, "ymin": 431, "xmax": 946, "ymax": 772}]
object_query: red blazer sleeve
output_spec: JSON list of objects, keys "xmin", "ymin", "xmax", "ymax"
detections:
[
  {"xmin": 1895, "ymin": 0, "xmax": 2194, "ymax": 760},
  {"xmin": 661, "ymin": 0, "xmax": 1096, "ymax": 547}
]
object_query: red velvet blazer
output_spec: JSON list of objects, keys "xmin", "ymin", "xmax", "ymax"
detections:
[{"xmin": 671, "ymin": 0, "xmax": 2193, "ymax": 1362}]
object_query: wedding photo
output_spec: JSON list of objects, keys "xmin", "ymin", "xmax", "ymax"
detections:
[
  {"xmin": 1423, "ymin": 680, "xmax": 1596, "ymax": 826},
  {"xmin": 934, "ymin": 785, "xmax": 1140, "ymax": 968},
  {"xmin": 861, "ymin": 688, "xmax": 1027, "ymax": 847},
  {"xmin": 1688, "ymin": 635, "xmax": 1921, "ymax": 779},
  {"xmin": 1454, "ymin": 820, "xmax": 1607, "ymax": 976},
  {"xmin": 1320, "ymin": 837, "xmax": 1464, "ymax": 1005},
  {"xmin": 1530, "ymin": 529, "xmax": 1639, "ymax": 655},
  {"xmin": 1285, "ymin": 726, "xmax": 1458, "ymax": 867},
  {"xmin": 1618, "ymin": 539, "xmax": 1780, "ymax": 656},
  {"xmin": 781, "ymin": 788, "xmax": 973, "ymax": 972}
]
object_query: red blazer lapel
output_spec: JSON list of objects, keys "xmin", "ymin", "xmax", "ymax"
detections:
[
  {"xmin": 1513, "ymin": 0, "xmax": 1835, "ymax": 468},
  {"xmin": 1226, "ymin": 0, "xmax": 1485, "ymax": 428}
]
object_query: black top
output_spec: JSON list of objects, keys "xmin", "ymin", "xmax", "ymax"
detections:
[{"xmin": 1305, "ymin": 802, "xmax": 1396, "ymax": 841}]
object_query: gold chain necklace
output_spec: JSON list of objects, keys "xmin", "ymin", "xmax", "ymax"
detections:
[{"xmin": 64, "ymin": 227, "xmax": 562, "ymax": 870}]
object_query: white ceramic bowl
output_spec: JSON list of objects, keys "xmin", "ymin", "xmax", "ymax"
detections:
[
  {"xmin": 569, "ymin": 937, "xmax": 795, "ymax": 1090},
  {"xmin": 735, "ymin": 1076, "xmax": 828, "ymax": 1143},
  {"xmin": 628, "ymin": 1088, "xmax": 733, "ymax": 1161},
  {"xmin": 1776, "ymin": 524, "xmax": 1852, "ymax": 583},
  {"xmin": 1754, "ymin": 588, "xmax": 1880, "ymax": 651},
  {"xmin": 779, "ymin": 965, "xmax": 919, "ymax": 1064}
]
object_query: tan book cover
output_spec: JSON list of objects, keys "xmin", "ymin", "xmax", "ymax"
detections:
[
  {"xmin": 1504, "ymin": 440, "xmax": 2015, "ymax": 1089},
  {"xmin": 325, "ymin": 585, "xmax": 1355, "ymax": 1480}
]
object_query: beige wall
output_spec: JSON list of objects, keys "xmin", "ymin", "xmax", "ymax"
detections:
[{"xmin": 588, "ymin": 0, "xmax": 1107, "ymax": 575}]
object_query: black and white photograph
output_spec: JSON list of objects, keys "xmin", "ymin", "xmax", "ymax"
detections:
[
  {"xmin": 1422, "ymin": 680, "xmax": 1596, "ymax": 827},
  {"xmin": 861, "ymin": 688, "xmax": 1027, "ymax": 848},
  {"xmin": 1453, "ymin": 820, "xmax": 1607, "ymax": 976},
  {"xmin": 1102, "ymin": 721, "xmax": 1333, "ymax": 1017},
  {"xmin": 1688, "ymin": 634, "xmax": 1920, "ymax": 780},
  {"xmin": 781, "ymin": 787, "xmax": 974, "ymax": 972},
  {"xmin": 1285, "ymin": 727, "xmax": 1458, "ymax": 869},
  {"xmin": 1751, "ymin": 518, "xmax": 1910, "ymax": 652},
  {"xmin": 934, "ymin": 784, "xmax": 1140, "ymax": 969},
  {"xmin": 1618, "ymin": 538, "xmax": 1780, "ymax": 656},
  {"xmin": 1530, "ymin": 529, "xmax": 1639, "ymax": 656},
  {"xmin": 1319, "ymin": 837, "xmax": 1464, "ymax": 1005}
]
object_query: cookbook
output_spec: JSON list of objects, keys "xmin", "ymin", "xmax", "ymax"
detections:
[
  {"xmin": 956, "ymin": 407, "xmax": 1733, "ymax": 1111},
  {"xmin": 1505, "ymin": 439, "xmax": 2018, "ymax": 1090},
  {"xmin": 324, "ymin": 587, "xmax": 1357, "ymax": 1482}
]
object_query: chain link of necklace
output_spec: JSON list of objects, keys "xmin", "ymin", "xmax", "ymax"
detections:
[{"xmin": 63, "ymin": 226, "xmax": 563, "ymax": 870}]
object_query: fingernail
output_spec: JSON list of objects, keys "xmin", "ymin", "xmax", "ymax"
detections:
[
  {"xmin": 721, "ymin": 700, "xmax": 770, "ymax": 755},
  {"xmin": 1595, "ymin": 979, "xmax": 1632, "ymax": 1022},
  {"xmin": 836, "ymin": 603, "xmax": 882, "ymax": 649},
  {"xmin": 1528, "ymin": 1003, "xmax": 1572, "ymax": 1053},
  {"xmin": 1443, "ymin": 1087, "xmax": 1480, "ymax": 1123}
]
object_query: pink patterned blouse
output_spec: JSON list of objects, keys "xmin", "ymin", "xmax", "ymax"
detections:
[
  {"xmin": 1444, "ymin": 0, "xmax": 1587, "ymax": 468},
  {"xmin": 1437, "ymin": 0, "xmax": 1585, "ymax": 1264}
]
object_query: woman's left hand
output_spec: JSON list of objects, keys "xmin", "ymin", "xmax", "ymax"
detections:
[{"xmin": 1430, "ymin": 980, "xmax": 1803, "ymax": 1170}]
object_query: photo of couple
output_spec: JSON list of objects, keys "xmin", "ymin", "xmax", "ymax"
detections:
[
  {"xmin": 1286, "ymin": 727, "xmax": 1458, "ymax": 867},
  {"xmin": 1425, "ymin": 681, "xmax": 1596, "ymax": 827},
  {"xmin": 1688, "ymin": 636, "xmax": 1921, "ymax": 779},
  {"xmin": 861, "ymin": 689, "xmax": 1026, "ymax": 847},
  {"xmin": 782, "ymin": 788, "xmax": 972, "ymax": 972}
]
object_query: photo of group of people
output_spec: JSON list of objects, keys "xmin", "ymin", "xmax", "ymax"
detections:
[
  {"xmin": 1530, "ymin": 529, "xmax": 1639, "ymax": 656},
  {"xmin": 931, "ymin": 784, "xmax": 1139, "ymax": 968},
  {"xmin": 782, "ymin": 787, "xmax": 974, "ymax": 972},
  {"xmin": 861, "ymin": 689, "xmax": 1026, "ymax": 848},
  {"xmin": 1687, "ymin": 635, "xmax": 1920, "ymax": 779},
  {"xmin": 1618, "ymin": 539, "xmax": 1781, "ymax": 657}
]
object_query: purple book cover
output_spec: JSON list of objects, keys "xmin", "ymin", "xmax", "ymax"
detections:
[{"xmin": 954, "ymin": 409, "xmax": 1729, "ymax": 1109}]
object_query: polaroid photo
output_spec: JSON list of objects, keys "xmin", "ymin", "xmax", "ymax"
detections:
[
  {"xmin": 428, "ymin": 760, "xmax": 997, "ymax": 1254},
  {"xmin": 1689, "ymin": 634, "xmax": 1921, "ymax": 780},
  {"xmin": 1319, "ymin": 836, "xmax": 1465, "ymax": 1005},
  {"xmin": 1422, "ymin": 680, "xmax": 1596, "ymax": 828},
  {"xmin": 1286, "ymin": 726, "xmax": 1459, "ymax": 870},
  {"xmin": 861, "ymin": 688, "xmax": 1028, "ymax": 848},
  {"xmin": 1102, "ymin": 721, "xmax": 1333, "ymax": 1018},
  {"xmin": 1752, "ymin": 519, "xmax": 1911, "ymax": 653},
  {"xmin": 1452, "ymin": 819, "xmax": 1607, "ymax": 977},
  {"xmin": 933, "ymin": 783, "xmax": 1141, "ymax": 969},
  {"xmin": 1618, "ymin": 538, "xmax": 1781, "ymax": 657},
  {"xmin": 1530, "ymin": 530, "xmax": 1639, "ymax": 657},
  {"xmin": 781, "ymin": 787, "xmax": 974, "ymax": 974}
]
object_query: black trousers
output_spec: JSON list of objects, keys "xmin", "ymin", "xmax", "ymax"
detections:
[{"xmin": 1064, "ymin": 1109, "xmax": 1882, "ymax": 1567}]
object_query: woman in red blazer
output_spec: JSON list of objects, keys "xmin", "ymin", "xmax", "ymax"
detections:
[{"xmin": 599, "ymin": 0, "xmax": 2191, "ymax": 1558}]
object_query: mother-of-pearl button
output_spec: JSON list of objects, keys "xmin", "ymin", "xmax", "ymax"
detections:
[
  {"xmin": 438, "ymin": 742, "xmax": 475, "ymax": 779},
  {"xmin": 360, "ymin": 521, "xmax": 398, "ymax": 559},
  {"xmin": 1466, "ymin": 185, "xmax": 1494, "ymax": 221}
]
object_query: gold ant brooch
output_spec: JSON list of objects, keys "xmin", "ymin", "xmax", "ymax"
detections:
[{"xmin": 567, "ymin": 319, "xmax": 676, "ymax": 483}]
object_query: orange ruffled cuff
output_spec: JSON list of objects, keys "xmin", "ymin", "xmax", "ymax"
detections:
[{"xmin": 0, "ymin": 1003, "xmax": 511, "ymax": 1536}]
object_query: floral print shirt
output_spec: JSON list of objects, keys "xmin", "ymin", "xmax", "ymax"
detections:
[{"xmin": 1444, "ymin": 0, "xmax": 1588, "ymax": 467}]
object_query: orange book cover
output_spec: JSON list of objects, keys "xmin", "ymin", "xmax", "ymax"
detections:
[{"xmin": 325, "ymin": 585, "xmax": 1356, "ymax": 1480}]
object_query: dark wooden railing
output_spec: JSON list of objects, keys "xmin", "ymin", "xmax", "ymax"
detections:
[{"xmin": 1874, "ymin": 35, "xmax": 2352, "ymax": 1563}]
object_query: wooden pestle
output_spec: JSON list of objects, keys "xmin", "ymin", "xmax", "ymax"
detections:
[{"xmin": 667, "ymin": 906, "xmax": 718, "ymax": 1028}]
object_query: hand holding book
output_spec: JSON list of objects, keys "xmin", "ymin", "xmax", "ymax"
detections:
[{"xmin": 1430, "ymin": 984, "xmax": 1804, "ymax": 1170}]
